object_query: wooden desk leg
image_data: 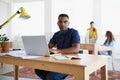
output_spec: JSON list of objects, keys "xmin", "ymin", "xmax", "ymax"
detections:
[
  {"xmin": 112, "ymin": 57, "xmax": 115, "ymax": 72},
  {"xmin": 74, "ymin": 75, "xmax": 85, "ymax": 80},
  {"xmin": 1, "ymin": 63, "xmax": 3, "ymax": 68},
  {"xmin": 14, "ymin": 65, "xmax": 19, "ymax": 80},
  {"xmin": 74, "ymin": 71, "xmax": 89, "ymax": 80},
  {"xmin": 100, "ymin": 65, "xmax": 108, "ymax": 80},
  {"xmin": 112, "ymin": 49, "xmax": 115, "ymax": 71}
]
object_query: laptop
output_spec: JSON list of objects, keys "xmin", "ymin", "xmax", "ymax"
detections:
[{"xmin": 22, "ymin": 36, "xmax": 50, "ymax": 57}]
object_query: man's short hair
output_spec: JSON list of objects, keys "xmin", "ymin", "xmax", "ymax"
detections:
[{"xmin": 58, "ymin": 14, "xmax": 69, "ymax": 19}]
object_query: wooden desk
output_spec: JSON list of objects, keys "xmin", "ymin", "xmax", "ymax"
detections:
[
  {"xmin": 80, "ymin": 43, "xmax": 115, "ymax": 71},
  {"xmin": 80, "ymin": 43, "xmax": 101, "ymax": 55},
  {"xmin": 0, "ymin": 54, "xmax": 108, "ymax": 80},
  {"xmin": 80, "ymin": 43, "xmax": 114, "ymax": 55}
]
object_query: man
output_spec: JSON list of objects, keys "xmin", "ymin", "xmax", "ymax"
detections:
[{"xmin": 35, "ymin": 14, "xmax": 80, "ymax": 80}]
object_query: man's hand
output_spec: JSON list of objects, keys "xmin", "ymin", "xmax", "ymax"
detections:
[{"xmin": 49, "ymin": 49, "xmax": 61, "ymax": 54}]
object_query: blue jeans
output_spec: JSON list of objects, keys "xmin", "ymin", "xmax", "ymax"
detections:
[
  {"xmin": 35, "ymin": 69, "xmax": 68, "ymax": 80},
  {"xmin": 98, "ymin": 50, "xmax": 112, "ymax": 56},
  {"xmin": 108, "ymin": 50, "xmax": 112, "ymax": 56}
]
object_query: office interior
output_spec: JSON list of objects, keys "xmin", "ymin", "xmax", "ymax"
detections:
[{"xmin": 0, "ymin": 0, "xmax": 120, "ymax": 80}]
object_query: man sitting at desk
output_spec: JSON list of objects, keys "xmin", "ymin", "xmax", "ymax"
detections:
[{"xmin": 35, "ymin": 14, "xmax": 80, "ymax": 80}]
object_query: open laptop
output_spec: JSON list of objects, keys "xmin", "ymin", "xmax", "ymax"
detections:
[{"xmin": 22, "ymin": 36, "xmax": 50, "ymax": 57}]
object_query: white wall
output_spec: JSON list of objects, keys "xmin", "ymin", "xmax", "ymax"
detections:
[
  {"xmin": 51, "ymin": 0, "xmax": 93, "ymax": 35},
  {"xmin": 0, "ymin": 0, "xmax": 120, "ymax": 58},
  {"xmin": 101, "ymin": 0, "xmax": 120, "ymax": 35},
  {"xmin": 11, "ymin": 1, "xmax": 45, "ymax": 49},
  {"xmin": 11, "ymin": 1, "xmax": 45, "ymax": 37},
  {"xmin": 0, "ymin": 0, "xmax": 45, "ymax": 49},
  {"xmin": 0, "ymin": 1, "xmax": 11, "ymax": 38},
  {"xmin": 44, "ymin": 0, "xmax": 52, "ymax": 33}
]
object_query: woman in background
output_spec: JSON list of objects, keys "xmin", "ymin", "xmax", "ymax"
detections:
[
  {"xmin": 87, "ymin": 21, "xmax": 98, "ymax": 54},
  {"xmin": 98, "ymin": 31, "xmax": 115, "ymax": 55}
]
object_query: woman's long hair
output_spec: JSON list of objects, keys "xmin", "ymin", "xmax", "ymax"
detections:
[{"xmin": 104, "ymin": 31, "xmax": 115, "ymax": 45}]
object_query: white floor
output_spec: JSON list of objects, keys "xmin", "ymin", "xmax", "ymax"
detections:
[{"xmin": 0, "ymin": 58, "xmax": 120, "ymax": 80}]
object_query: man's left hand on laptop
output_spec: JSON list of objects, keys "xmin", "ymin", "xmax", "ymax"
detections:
[{"xmin": 49, "ymin": 49, "xmax": 61, "ymax": 54}]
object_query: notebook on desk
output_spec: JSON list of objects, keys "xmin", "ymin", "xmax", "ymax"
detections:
[{"xmin": 22, "ymin": 35, "xmax": 50, "ymax": 57}]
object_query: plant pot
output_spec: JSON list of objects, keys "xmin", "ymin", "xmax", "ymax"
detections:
[{"xmin": 1, "ymin": 43, "xmax": 10, "ymax": 53}]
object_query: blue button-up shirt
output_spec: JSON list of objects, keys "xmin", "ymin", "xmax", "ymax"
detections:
[
  {"xmin": 49, "ymin": 28, "xmax": 80, "ymax": 49},
  {"xmin": 104, "ymin": 40, "xmax": 114, "ymax": 47}
]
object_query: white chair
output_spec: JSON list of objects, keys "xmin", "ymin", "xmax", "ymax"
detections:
[{"xmin": 98, "ymin": 47, "xmax": 115, "ymax": 71}]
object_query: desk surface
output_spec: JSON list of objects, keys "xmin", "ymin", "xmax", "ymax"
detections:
[
  {"xmin": 80, "ymin": 43, "xmax": 115, "ymax": 72},
  {"xmin": 0, "ymin": 54, "xmax": 108, "ymax": 80},
  {"xmin": 0, "ymin": 54, "xmax": 106, "ymax": 67}
]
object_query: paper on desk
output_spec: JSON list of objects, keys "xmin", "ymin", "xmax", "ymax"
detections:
[
  {"xmin": 53, "ymin": 56, "xmax": 69, "ymax": 60},
  {"xmin": 53, "ymin": 55, "xmax": 81, "ymax": 60},
  {"xmin": 6, "ymin": 51, "xmax": 42, "ymax": 59},
  {"xmin": 0, "ymin": 53, "xmax": 8, "ymax": 56}
]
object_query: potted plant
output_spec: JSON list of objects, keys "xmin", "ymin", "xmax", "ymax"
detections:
[{"xmin": 0, "ymin": 34, "xmax": 10, "ymax": 53}]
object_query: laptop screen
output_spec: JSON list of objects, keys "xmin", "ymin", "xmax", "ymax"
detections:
[{"xmin": 22, "ymin": 36, "xmax": 50, "ymax": 56}]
